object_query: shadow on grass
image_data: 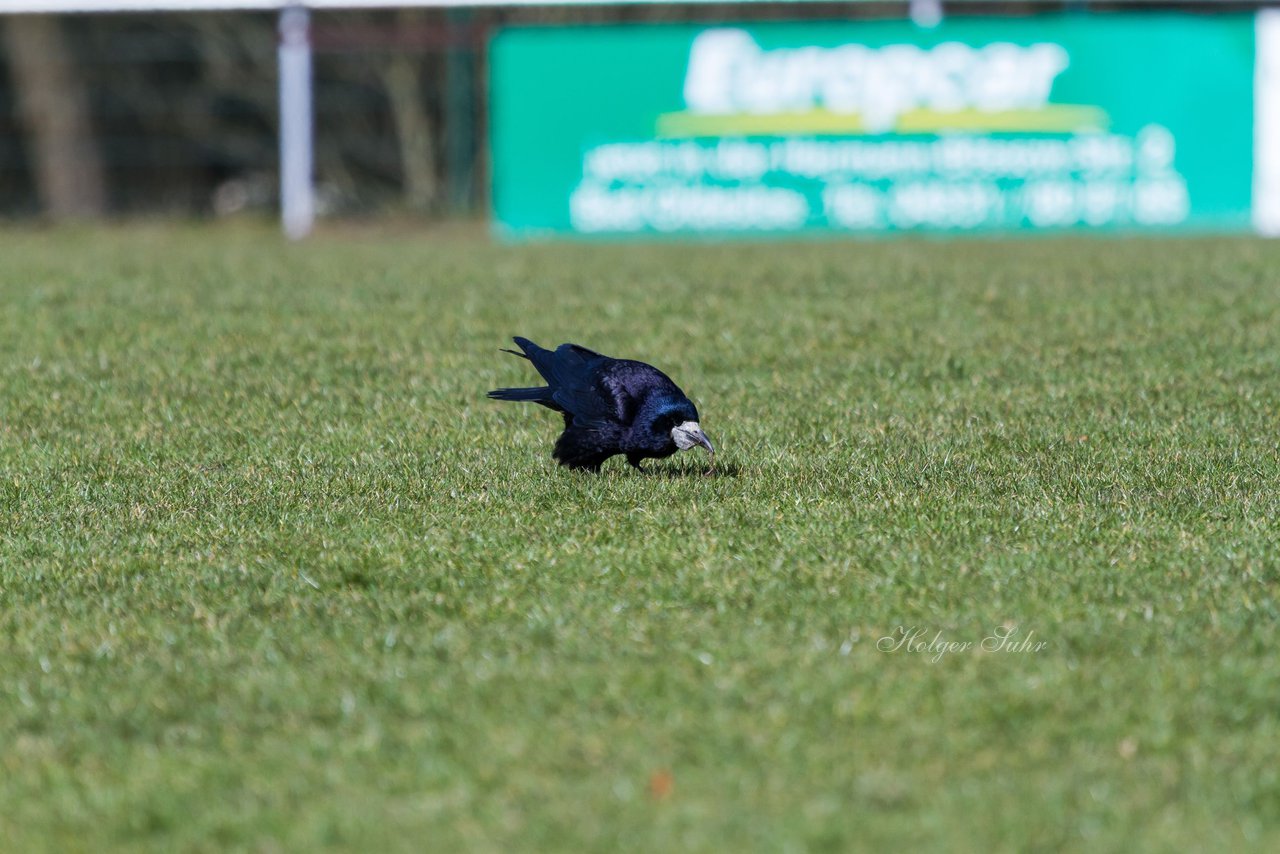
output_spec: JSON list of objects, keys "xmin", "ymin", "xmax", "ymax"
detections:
[{"xmin": 639, "ymin": 459, "xmax": 741, "ymax": 479}]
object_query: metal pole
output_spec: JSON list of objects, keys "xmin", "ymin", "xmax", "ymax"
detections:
[
  {"xmin": 279, "ymin": 4, "xmax": 314, "ymax": 239},
  {"xmin": 1258, "ymin": 9, "xmax": 1280, "ymax": 236}
]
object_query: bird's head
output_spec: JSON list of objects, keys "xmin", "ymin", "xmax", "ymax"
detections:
[{"xmin": 653, "ymin": 398, "xmax": 714, "ymax": 459}]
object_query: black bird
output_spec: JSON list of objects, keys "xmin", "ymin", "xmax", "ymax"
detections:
[{"xmin": 488, "ymin": 337, "xmax": 714, "ymax": 473}]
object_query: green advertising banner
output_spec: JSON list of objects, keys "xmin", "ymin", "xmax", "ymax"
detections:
[{"xmin": 490, "ymin": 13, "xmax": 1277, "ymax": 238}]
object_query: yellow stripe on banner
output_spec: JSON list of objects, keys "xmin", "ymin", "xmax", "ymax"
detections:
[
  {"xmin": 657, "ymin": 110, "xmax": 868, "ymax": 137},
  {"xmin": 896, "ymin": 106, "xmax": 1110, "ymax": 133},
  {"xmin": 656, "ymin": 105, "xmax": 1109, "ymax": 138}
]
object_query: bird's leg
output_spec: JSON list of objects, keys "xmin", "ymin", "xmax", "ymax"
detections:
[{"xmin": 626, "ymin": 453, "xmax": 646, "ymax": 473}]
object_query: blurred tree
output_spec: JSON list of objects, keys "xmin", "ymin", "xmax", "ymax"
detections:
[
  {"xmin": 3, "ymin": 15, "xmax": 106, "ymax": 218},
  {"xmin": 444, "ymin": 9, "xmax": 475, "ymax": 214},
  {"xmin": 380, "ymin": 10, "xmax": 438, "ymax": 213}
]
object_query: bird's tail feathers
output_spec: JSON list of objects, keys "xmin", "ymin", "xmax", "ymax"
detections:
[
  {"xmin": 500, "ymin": 336, "xmax": 560, "ymax": 383},
  {"xmin": 487, "ymin": 385, "xmax": 552, "ymax": 404},
  {"xmin": 503, "ymin": 336, "xmax": 547, "ymax": 358}
]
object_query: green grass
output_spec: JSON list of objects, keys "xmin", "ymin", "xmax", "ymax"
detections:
[{"xmin": 2, "ymin": 225, "xmax": 1278, "ymax": 852}]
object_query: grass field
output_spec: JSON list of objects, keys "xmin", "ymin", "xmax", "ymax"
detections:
[{"xmin": 2, "ymin": 225, "xmax": 1278, "ymax": 851}]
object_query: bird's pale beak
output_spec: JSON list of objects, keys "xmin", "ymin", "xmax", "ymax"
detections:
[{"xmin": 672, "ymin": 421, "xmax": 715, "ymax": 457}]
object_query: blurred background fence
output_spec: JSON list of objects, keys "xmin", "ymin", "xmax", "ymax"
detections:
[{"xmin": 0, "ymin": 1, "xmax": 1268, "ymax": 224}]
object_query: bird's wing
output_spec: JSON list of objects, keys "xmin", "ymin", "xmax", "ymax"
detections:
[
  {"xmin": 550, "ymin": 346, "xmax": 645, "ymax": 427},
  {"xmin": 513, "ymin": 339, "xmax": 598, "ymax": 385},
  {"xmin": 550, "ymin": 366, "xmax": 619, "ymax": 426},
  {"xmin": 563, "ymin": 343, "xmax": 605, "ymax": 360},
  {"xmin": 503, "ymin": 338, "xmax": 632, "ymax": 426}
]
